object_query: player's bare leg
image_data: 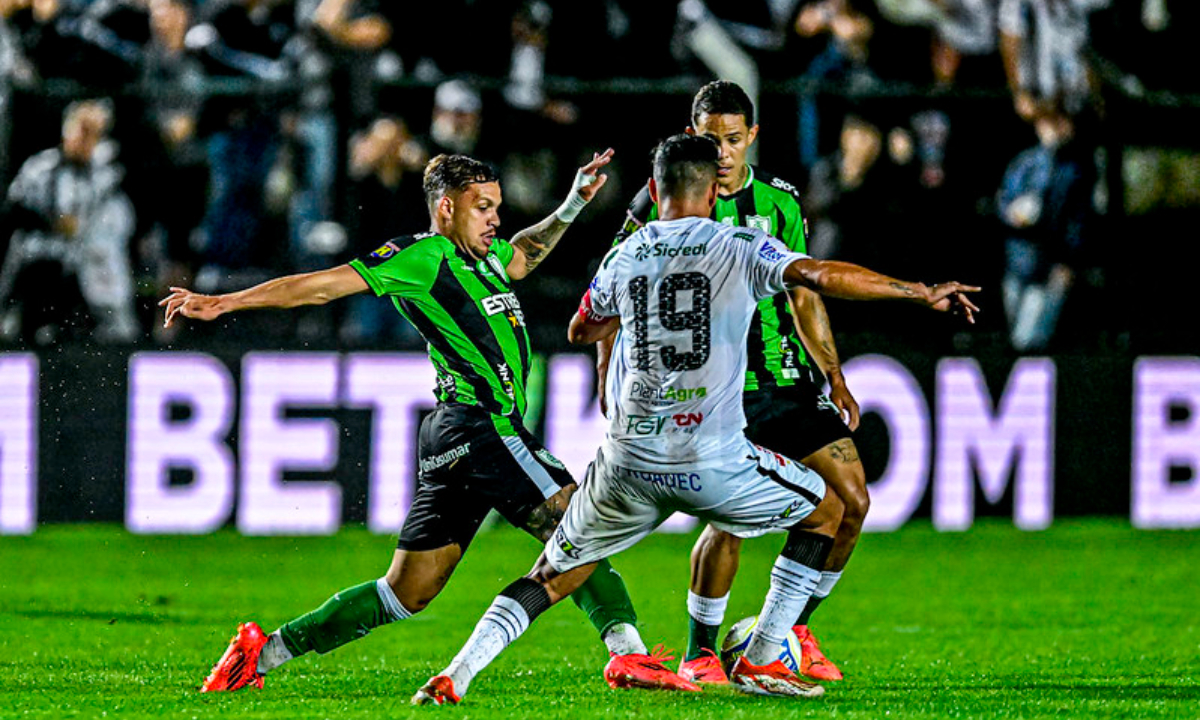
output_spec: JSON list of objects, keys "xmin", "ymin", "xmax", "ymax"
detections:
[
  {"xmin": 201, "ymin": 545, "xmax": 463, "ymax": 692},
  {"xmin": 522, "ymin": 486, "xmax": 645, "ymax": 654},
  {"xmin": 790, "ymin": 438, "xmax": 869, "ymax": 680},
  {"xmin": 416, "ymin": 548, "xmax": 699, "ymax": 704},
  {"xmin": 678, "ymin": 526, "xmax": 743, "ymax": 683}
]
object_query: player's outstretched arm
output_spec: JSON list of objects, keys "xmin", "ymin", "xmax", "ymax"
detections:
[
  {"xmin": 508, "ymin": 149, "xmax": 613, "ymax": 280},
  {"xmin": 567, "ymin": 290, "xmax": 620, "ymax": 346},
  {"xmin": 789, "ymin": 288, "xmax": 860, "ymax": 429},
  {"xmin": 784, "ymin": 258, "xmax": 981, "ymax": 323},
  {"xmin": 159, "ymin": 265, "xmax": 369, "ymax": 328}
]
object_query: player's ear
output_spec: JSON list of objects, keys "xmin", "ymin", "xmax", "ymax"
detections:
[
  {"xmin": 705, "ymin": 180, "xmax": 718, "ymax": 209},
  {"xmin": 747, "ymin": 124, "xmax": 760, "ymax": 146},
  {"xmin": 684, "ymin": 126, "xmax": 696, "ymax": 136},
  {"xmin": 648, "ymin": 178, "xmax": 659, "ymax": 205}
]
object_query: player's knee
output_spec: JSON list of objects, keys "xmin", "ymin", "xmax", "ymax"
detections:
[
  {"xmin": 842, "ymin": 483, "xmax": 870, "ymax": 526},
  {"xmin": 805, "ymin": 491, "xmax": 843, "ymax": 536}
]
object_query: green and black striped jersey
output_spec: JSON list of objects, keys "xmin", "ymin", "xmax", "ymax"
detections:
[
  {"xmin": 614, "ymin": 166, "xmax": 814, "ymax": 391},
  {"xmin": 350, "ymin": 233, "xmax": 531, "ymax": 429}
]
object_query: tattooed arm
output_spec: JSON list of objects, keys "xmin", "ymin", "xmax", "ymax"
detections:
[
  {"xmin": 789, "ymin": 287, "xmax": 861, "ymax": 430},
  {"xmin": 783, "ymin": 258, "xmax": 981, "ymax": 321},
  {"xmin": 506, "ymin": 149, "xmax": 614, "ymax": 280}
]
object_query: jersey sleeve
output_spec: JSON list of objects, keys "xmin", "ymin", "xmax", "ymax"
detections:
[
  {"xmin": 612, "ymin": 184, "xmax": 657, "ymax": 247},
  {"xmin": 348, "ymin": 239, "xmax": 436, "ymax": 298},
  {"xmin": 586, "ymin": 246, "xmax": 622, "ymax": 317},
  {"xmin": 744, "ymin": 231, "xmax": 809, "ymax": 302}
]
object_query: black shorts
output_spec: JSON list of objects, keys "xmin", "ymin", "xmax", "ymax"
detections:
[
  {"xmin": 743, "ymin": 381, "xmax": 852, "ymax": 462},
  {"xmin": 397, "ymin": 403, "xmax": 575, "ymax": 552}
]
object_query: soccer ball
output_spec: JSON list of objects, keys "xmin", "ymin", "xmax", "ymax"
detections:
[{"xmin": 719, "ymin": 615, "xmax": 802, "ymax": 675}]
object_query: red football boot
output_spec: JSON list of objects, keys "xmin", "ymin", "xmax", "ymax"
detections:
[
  {"xmin": 678, "ymin": 649, "xmax": 730, "ymax": 685},
  {"xmin": 729, "ymin": 655, "xmax": 825, "ymax": 698},
  {"xmin": 603, "ymin": 644, "xmax": 702, "ymax": 692},
  {"xmin": 411, "ymin": 675, "xmax": 461, "ymax": 705},
  {"xmin": 199, "ymin": 622, "xmax": 268, "ymax": 692},
  {"xmin": 793, "ymin": 625, "xmax": 844, "ymax": 681}
]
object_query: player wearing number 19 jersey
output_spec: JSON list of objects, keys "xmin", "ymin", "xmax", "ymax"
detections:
[{"xmin": 604, "ymin": 80, "xmax": 869, "ymax": 682}]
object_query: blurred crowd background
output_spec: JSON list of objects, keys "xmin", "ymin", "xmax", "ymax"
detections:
[{"xmin": 0, "ymin": 0, "xmax": 1197, "ymax": 356}]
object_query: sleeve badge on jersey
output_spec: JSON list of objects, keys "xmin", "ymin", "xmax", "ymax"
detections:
[{"xmin": 370, "ymin": 241, "xmax": 400, "ymax": 259}]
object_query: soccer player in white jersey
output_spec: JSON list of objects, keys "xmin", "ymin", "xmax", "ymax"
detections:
[{"xmin": 412, "ymin": 134, "xmax": 979, "ymax": 703}]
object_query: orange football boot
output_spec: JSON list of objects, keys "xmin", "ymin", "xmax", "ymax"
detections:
[
  {"xmin": 678, "ymin": 649, "xmax": 730, "ymax": 685},
  {"xmin": 793, "ymin": 625, "xmax": 844, "ymax": 681},
  {"xmin": 199, "ymin": 622, "xmax": 268, "ymax": 692},
  {"xmin": 603, "ymin": 644, "xmax": 702, "ymax": 692},
  {"xmin": 411, "ymin": 675, "xmax": 461, "ymax": 705},
  {"xmin": 729, "ymin": 655, "xmax": 825, "ymax": 698}
]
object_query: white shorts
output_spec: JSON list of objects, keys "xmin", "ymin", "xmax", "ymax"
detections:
[{"xmin": 545, "ymin": 438, "xmax": 826, "ymax": 572}]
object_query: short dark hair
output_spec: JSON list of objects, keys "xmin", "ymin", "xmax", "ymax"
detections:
[
  {"xmin": 691, "ymin": 80, "xmax": 755, "ymax": 127},
  {"xmin": 652, "ymin": 133, "xmax": 720, "ymax": 199},
  {"xmin": 422, "ymin": 154, "xmax": 499, "ymax": 210}
]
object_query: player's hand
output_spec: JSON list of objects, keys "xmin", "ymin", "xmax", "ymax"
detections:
[
  {"xmin": 828, "ymin": 371, "xmax": 861, "ymax": 431},
  {"xmin": 925, "ymin": 282, "xmax": 981, "ymax": 324},
  {"xmin": 159, "ymin": 286, "xmax": 223, "ymax": 327},
  {"xmin": 576, "ymin": 148, "xmax": 614, "ymax": 203}
]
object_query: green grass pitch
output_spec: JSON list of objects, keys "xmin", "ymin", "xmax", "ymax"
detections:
[{"xmin": 1, "ymin": 519, "xmax": 1197, "ymax": 719}]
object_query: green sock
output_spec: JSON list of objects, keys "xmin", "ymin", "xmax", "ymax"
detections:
[
  {"xmin": 795, "ymin": 594, "xmax": 825, "ymax": 627},
  {"xmin": 685, "ymin": 616, "xmax": 722, "ymax": 661},
  {"xmin": 571, "ymin": 559, "xmax": 637, "ymax": 637},
  {"xmin": 279, "ymin": 580, "xmax": 394, "ymax": 656}
]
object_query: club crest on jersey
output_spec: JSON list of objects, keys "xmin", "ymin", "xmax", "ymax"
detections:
[
  {"xmin": 746, "ymin": 215, "xmax": 771, "ymax": 233},
  {"xmin": 484, "ymin": 254, "xmax": 507, "ymax": 278}
]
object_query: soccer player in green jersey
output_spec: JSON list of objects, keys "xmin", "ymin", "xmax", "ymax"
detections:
[
  {"xmin": 162, "ymin": 150, "xmax": 696, "ymax": 695},
  {"xmin": 598, "ymin": 81, "xmax": 867, "ymax": 683}
]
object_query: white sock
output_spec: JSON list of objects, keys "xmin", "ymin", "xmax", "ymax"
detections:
[
  {"xmin": 687, "ymin": 590, "xmax": 729, "ymax": 627},
  {"xmin": 813, "ymin": 571, "xmax": 842, "ymax": 601},
  {"xmin": 444, "ymin": 596, "xmax": 531, "ymax": 696},
  {"xmin": 602, "ymin": 622, "xmax": 647, "ymax": 656},
  {"xmin": 745, "ymin": 556, "xmax": 820, "ymax": 666},
  {"xmin": 375, "ymin": 577, "xmax": 414, "ymax": 623},
  {"xmin": 256, "ymin": 631, "xmax": 294, "ymax": 674}
]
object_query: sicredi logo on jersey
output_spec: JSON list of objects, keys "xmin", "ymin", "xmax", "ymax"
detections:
[{"xmin": 634, "ymin": 242, "xmax": 708, "ymax": 261}]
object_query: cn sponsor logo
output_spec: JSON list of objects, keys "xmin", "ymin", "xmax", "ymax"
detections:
[
  {"xmin": 624, "ymin": 469, "xmax": 704, "ymax": 492},
  {"xmin": 757, "ymin": 241, "xmax": 787, "ymax": 264},
  {"xmin": 420, "ymin": 443, "xmax": 470, "ymax": 475},
  {"xmin": 673, "ymin": 412, "xmax": 704, "ymax": 427},
  {"xmin": 629, "ymin": 381, "xmax": 707, "ymax": 404},
  {"xmin": 634, "ymin": 242, "xmax": 709, "ymax": 261}
]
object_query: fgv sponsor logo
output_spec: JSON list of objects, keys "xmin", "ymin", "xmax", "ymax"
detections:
[
  {"xmin": 757, "ymin": 241, "xmax": 787, "ymax": 264},
  {"xmin": 626, "ymin": 414, "xmax": 668, "ymax": 435},
  {"xmin": 420, "ymin": 443, "xmax": 471, "ymax": 475},
  {"xmin": 634, "ymin": 242, "xmax": 709, "ymax": 261},
  {"xmin": 623, "ymin": 468, "xmax": 704, "ymax": 492},
  {"xmin": 625, "ymin": 413, "xmax": 704, "ymax": 434},
  {"xmin": 629, "ymin": 381, "xmax": 707, "ymax": 405}
]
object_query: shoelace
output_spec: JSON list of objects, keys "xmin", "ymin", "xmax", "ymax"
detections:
[{"xmin": 647, "ymin": 644, "xmax": 678, "ymax": 666}]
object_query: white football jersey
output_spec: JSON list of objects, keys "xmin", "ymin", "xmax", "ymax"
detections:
[{"xmin": 589, "ymin": 216, "xmax": 808, "ymax": 470}]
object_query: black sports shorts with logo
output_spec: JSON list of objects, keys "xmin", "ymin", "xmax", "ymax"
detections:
[
  {"xmin": 743, "ymin": 380, "xmax": 853, "ymax": 461},
  {"xmin": 397, "ymin": 403, "xmax": 575, "ymax": 552}
]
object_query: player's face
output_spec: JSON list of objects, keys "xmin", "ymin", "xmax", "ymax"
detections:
[
  {"xmin": 447, "ymin": 181, "xmax": 502, "ymax": 259},
  {"xmin": 691, "ymin": 113, "xmax": 759, "ymax": 195}
]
